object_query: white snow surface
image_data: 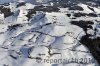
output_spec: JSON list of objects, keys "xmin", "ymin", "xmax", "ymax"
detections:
[{"xmin": 0, "ymin": 1, "xmax": 99, "ymax": 66}]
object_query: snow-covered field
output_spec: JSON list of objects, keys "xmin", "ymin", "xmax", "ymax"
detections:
[{"xmin": 0, "ymin": 0, "xmax": 100, "ymax": 66}]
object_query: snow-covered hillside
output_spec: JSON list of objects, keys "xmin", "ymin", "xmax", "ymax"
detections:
[{"xmin": 0, "ymin": 0, "xmax": 100, "ymax": 66}]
